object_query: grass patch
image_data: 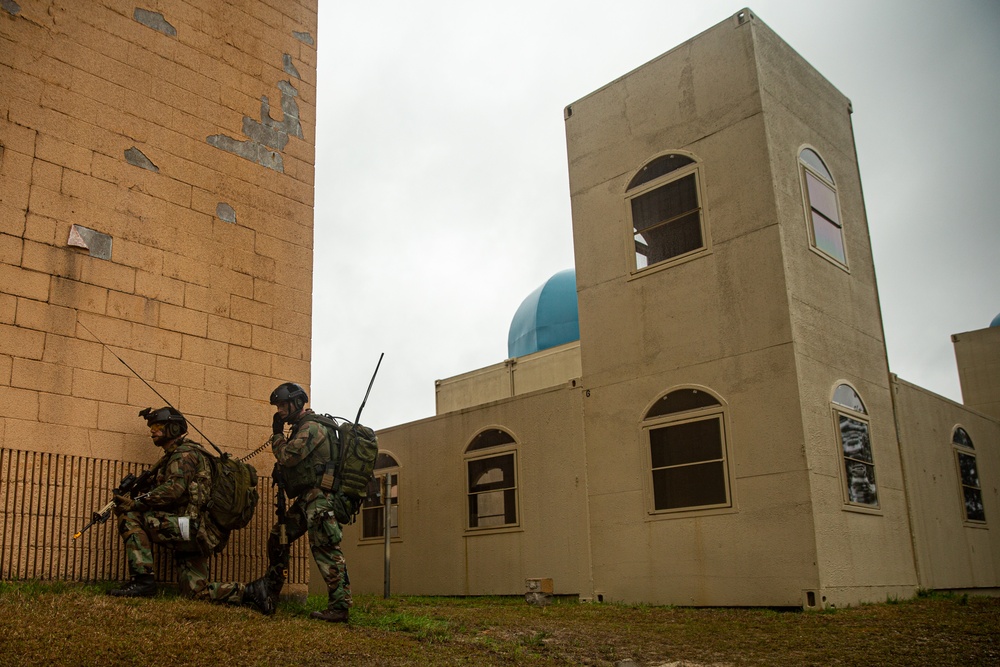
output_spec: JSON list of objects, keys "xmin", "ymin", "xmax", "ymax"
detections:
[{"xmin": 0, "ymin": 581, "xmax": 998, "ymax": 666}]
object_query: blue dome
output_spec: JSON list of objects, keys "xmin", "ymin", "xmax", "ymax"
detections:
[
  {"xmin": 507, "ymin": 269, "xmax": 579, "ymax": 358},
  {"xmin": 991, "ymin": 313, "xmax": 1000, "ymax": 328}
]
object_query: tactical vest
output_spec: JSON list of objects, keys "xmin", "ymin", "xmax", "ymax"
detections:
[{"xmin": 280, "ymin": 416, "xmax": 338, "ymax": 499}]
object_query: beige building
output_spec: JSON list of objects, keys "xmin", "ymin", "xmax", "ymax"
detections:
[
  {"xmin": 1, "ymin": 0, "xmax": 317, "ymax": 584},
  {"xmin": 340, "ymin": 9, "xmax": 1000, "ymax": 608}
]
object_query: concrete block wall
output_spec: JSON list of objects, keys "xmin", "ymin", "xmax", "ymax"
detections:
[{"xmin": 0, "ymin": 0, "xmax": 317, "ymax": 465}]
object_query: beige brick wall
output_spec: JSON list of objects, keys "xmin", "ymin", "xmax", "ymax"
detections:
[{"xmin": 0, "ymin": 0, "xmax": 318, "ymax": 463}]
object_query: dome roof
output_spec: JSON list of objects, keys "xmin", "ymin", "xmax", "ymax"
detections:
[
  {"xmin": 507, "ymin": 269, "xmax": 579, "ymax": 358},
  {"xmin": 991, "ymin": 312, "xmax": 1000, "ymax": 328}
]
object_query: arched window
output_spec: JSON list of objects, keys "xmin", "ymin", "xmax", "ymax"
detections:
[
  {"xmin": 465, "ymin": 428, "xmax": 518, "ymax": 530},
  {"xmin": 362, "ymin": 452, "xmax": 400, "ymax": 540},
  {"xmin": 832, "ymin": 384, "xmax": 878, "ymax": 508},
  {"xmin": 642, "ymin": 388, "xmax": 731, "ymax": 513},
  {"xmin": 626, "ymin": 153, "xmax": 707, "ymax": 271},
  {"xmin": 799, "ymin": 148, "xmax": 846, "ymax": 266},
  {"xmin": 953, "ymin": 427, "xmax": 985, "ymax": 523}
]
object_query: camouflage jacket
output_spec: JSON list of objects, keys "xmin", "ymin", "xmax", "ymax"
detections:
[
  {"xmin": 270, "ymin": 408, "xmax": 337, "ymax": 498},
  {"xmin": 141, "ymin": 437, "xmax": 212, "ymax": 518}
]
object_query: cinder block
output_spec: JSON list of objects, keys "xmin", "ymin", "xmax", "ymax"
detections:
[
  {"xmin": 0, "ymin": 263, "xmax": 51, "ymax": 301},
  {"xmin": 0, "ymin": 201, "xmax": 28, "ymax": 236},
  {"xmin": 231, "ymin": 295, "xmax": 272, "ymax": 327},
  {"xmin": 228, "ymin": 345, "xmax": 272, "ymax": 376},
  {"xmin": 163, "ymin": 251, "xmax": 212, "ymax": 289},
  {"xmin": 72, "ymin": 367, "xmax": 129, "ymax": 403},
  {"xmin": 0, "ymin": 292, "xmax": 14, "ymax": 325},
  {"xmin": 155, "ymin": 355, "xmax": 206, "ymax": 390},
  {"xmin": 208, "ymin": 264, "xmax": 253, "ymax": 299},
  {"xmin": 39, "ymin": 392, "xmax": 99, "ymax": 428},
  {"xmin": 159, "ymin": 302, "xmax": 208, "ymax": 337},
  {"xmin": 14, "ymin": 297, "xmax": 76, "ymax": 336},
  {"xmin": 12, "ymin": 357, "xmax": 73, "ymax": 394},
  {"xmin": 226, "ymin": 393, "xmax": 268, "ymax": 426},
  {"xmin": 0, "ymin": 353, "xmax": 11, "ymax": 384},
  {"xmin": 24, "ymin": 213, "xmax": 57, "ymax": 246},
  {"xmin": 178, "ymin": 386, "xmax": 227, "ymax": 422},
  {"xmin": 184, "ymin": 283, "xmax": 231, "ymax": 317},
  {"xmin": 181, "ymin": 334, "xmax": 228, "ymax": 368},
  {"xmin": 79, "ymin": 258, "xmax": 137, "ymax": 294},
  {"xmin": 132, "ymin": 322, "xmax": 182, "ymax": 357},
  {"xmin": 41, "ymin": 333, "xmax": 104, "ymax": 371},
  {"xmin": 106, "ymin": 291, "xmax": 158, "ymax": 326},
  {"xmin": 128, "ymin": 375, "xmax": 179, "ymax": 409},
  {"xmin": 50, "ymin": 277, "xmax": 108, "ymax": 315},
  {"xmin": 21, "ymin": 239, "xmax": 78, "ymax": 279},
  {"xmin": 0, "ymin": 232, "xmax": 21, "ymax": 264},
  {"xmin": 134, "ymin": 270, "xmax": 184, "ymax": 306},
  {"xmin": 0, "ymin": 385, "xmax": 40, "ymax": 420},
  {"xmin": 251, "ymin": 326, "xmax": 308, "ymax": 360},
  {"xmin": 207, "ymin": 314, "xmax": 251, "ymax": 346},
  {"xmin": 4, "ymin": 418, "xmax": 87, "ymax": 456},
  {"xmin": 205, "ymin": 366, "xmax": 251, "ymax": 398},
  {"xmin": 30, "ymin": 158, "xmax": 63, "ymax": 192}
]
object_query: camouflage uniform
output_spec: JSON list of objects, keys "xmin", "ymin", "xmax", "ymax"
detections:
[
  {"xmin": 116, "ymin": 438, "xmax": 243, "ymax": 603},
  {"xmin": 267, "ymin": 409, "xmax": 352, "ymax": 612}
]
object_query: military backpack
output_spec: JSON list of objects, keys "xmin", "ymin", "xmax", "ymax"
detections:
[
  {"xmin": 180, "ymin": 441, "xmax": 259, "ymax": 532},
  {"xmin": 301, "ymin": 413, "xmax": 378, "ymax": 524}
]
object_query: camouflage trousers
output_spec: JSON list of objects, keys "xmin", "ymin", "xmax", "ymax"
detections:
[
  {"xmin": 117, "ymin": 510, "xmax": 244, "ymax": 604},
  {"xmin": 267, "ymin": 488, "xmax": 352, "ymax": 611}
]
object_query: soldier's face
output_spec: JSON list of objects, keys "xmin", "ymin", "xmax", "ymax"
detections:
[
  {"xmin": 149, "ymin": 422, "xmax": 169, "ymax": 446},
  {"xmin": 276, "ymin": 401, "xmax": 293, "ymax": 420}
]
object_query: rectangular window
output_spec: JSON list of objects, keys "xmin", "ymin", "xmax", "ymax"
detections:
[
  {"xmin": 361, "ymin": 472, "xmax": 398, "ymax": 539},
  {"xmin": 957, "ymin": 452, "xmax": 986, "ymax": 522},
  {"xmin": 631, "ymin": 173, "xmax": 703, "ymax": 268},
  {"xmin": 839, "ymin": 414, "xmax": 878, "ymax": 507},
  {"xmin": 467, "ymin": 453, "xmax": 517, "ymax": 529},
  {"xmin": 648, "ymin": 416, "xmax": 729, "ymax": 511},
  {"xmin": 804, "ymin": 170, "xmax": 846, "ymax": 264}
]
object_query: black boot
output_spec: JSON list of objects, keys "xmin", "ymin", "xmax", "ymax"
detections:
[
  {"xmin": 241, "ymin": 577, "xmax": 275, "ymax": 616},
  {"xmin": 108, "ymin": 574, "xmax": 156, "ymax": 598},
  {"xmin": 310, "ymin": 608, "xmax": 349, "ymax": 623}
]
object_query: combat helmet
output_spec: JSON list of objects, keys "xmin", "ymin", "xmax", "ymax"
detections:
[
  {"xmin": 270, "ymin": 382, "xmax": 308, "ymax": 413},
  {"xmin": 139, "ymin": 406, "xmax": 188, "ymax": 440}
]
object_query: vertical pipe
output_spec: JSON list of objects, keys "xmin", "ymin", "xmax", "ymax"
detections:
[{"xmin": 383, "ymin": 472, "xmax": 391, "ymax": 599}]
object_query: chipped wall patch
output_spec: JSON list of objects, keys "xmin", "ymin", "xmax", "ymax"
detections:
[
  {"xmin": 124, "ymin": 147, "xmax": 159, "ymax": 172},
  {"xmin": 133, "ymin": 8, "xmax": 177, "ymax": 37},
  {"xmin": 1, "ymin": 0, "xmax": 21, "ymax": 16},
  {"xmin": 216, "ymin": 203, "xmax": 237, "ymax": 223},
  {"xmin": 68, "ymin": 224, "xmax": 113, "ymax": 260},
  {"xmin": 283, "ymin": 54, "xmax": 301, "ymax": 79},
  {"xmin": 292, "ymin": 31, "xmax": 314, "ymax": 46}
]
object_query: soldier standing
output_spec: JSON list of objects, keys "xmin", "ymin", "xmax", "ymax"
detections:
[
  {"xmin": 251, "ymin": 382, "xmax": 353, "ymax": 623},
  {"xmin": 108, "ymin": 406, "xmax": 272, "ymax": 614}
]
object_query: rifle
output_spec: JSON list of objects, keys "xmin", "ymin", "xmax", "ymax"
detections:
[
  {"xmin": 73, "ymin": 466, "xmax": 158, "ymax": 539},
  {"xmin": 272, "ymin": 464, "xmax": 288, "ymax": 546}
]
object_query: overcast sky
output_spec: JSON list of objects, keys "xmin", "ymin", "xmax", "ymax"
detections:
[{"xmin": 309, "ymin": 0, "xmax": 1000, "ymax": 430}]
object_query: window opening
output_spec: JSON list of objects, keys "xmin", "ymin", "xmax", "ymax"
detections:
[
  {"xmin": 465, "ymin": 429, "xmax": 518, "ymax": 530},
  {"xmin": 953, "ymin": 427, "xmax": 985, "ymax": 523},
  {"xmin": 643, "ymin": 389, "xmax": 731, "ymax": 513},
  {"xmin": 832, "ymin": 384, "xmax": 878, "ymax": 508},
  {"xmin": 627, "ymin": 154, "xmax": 706, "ymax": 270},
  {"xmin": 362, "ymin": 453, "xmax": 399, "ymax": 539},
  {"xmin": 800, "ymin": 148, "xmax": 846, "ymax": 265}
]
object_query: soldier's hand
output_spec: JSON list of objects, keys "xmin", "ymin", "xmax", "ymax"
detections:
[
  {"xmin": 113, "ymin": 493, "xmax": 135, "ymax": 514},
  {"xmin": 272, "ymin": 412, "xmax": 285, "ymax": 435}
]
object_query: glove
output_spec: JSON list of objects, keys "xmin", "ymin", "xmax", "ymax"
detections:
[
  {"xmin": 272, "ymin": 412, "xmax": 285, "ymax": 435},
  {"xmin": 113, "ymin": 493, "xmax": 135, "ymax": 514}
]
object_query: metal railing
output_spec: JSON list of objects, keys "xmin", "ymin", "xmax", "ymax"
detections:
[{"xmin": 0, "ymin": 447, "xmax": 307, "ymax": 586}]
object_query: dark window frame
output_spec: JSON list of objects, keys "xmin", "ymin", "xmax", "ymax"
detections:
[
  {"xmin": 626, "ymin": 153, "xmax": 708, "ymax": 273},
  {"xmin": 360, "ymin": 452, "xmax": 400, "ymax": 541},
  {"xmin": 642, "ymin": 388, "xmax": 733, "ymax": 516},
  {"xmin": 832, "ymin": 384, "xmax": 879, "ymax": 510},
  {"xmin": 952, "ymin": 427, "xmax": 986, "ymax": 524},
  {"xmin": 464, "ymin": 429, "xmax": 520, "ymax": 532}
]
